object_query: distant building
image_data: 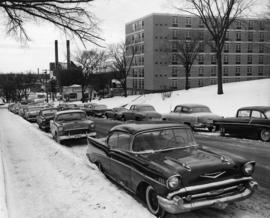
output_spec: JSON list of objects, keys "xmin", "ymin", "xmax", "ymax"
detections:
[
  {"xmin": 125, "ymin": 13, "xmax": 270, "ymax": 94},
  {"xmin": 62, "ymin": 84, "xmax": 82, "ymax": 101}
]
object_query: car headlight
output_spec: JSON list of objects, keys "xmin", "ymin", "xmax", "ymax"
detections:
[
  {"xmin": 89, "ymin": 123, "xmax": 95, "ymax": 129},
  {"xmin": 166, "ymin": 175, "xmax": 181, "ymax": 190},
  {"xmin": 58, "ymin": 126, "xmax": 64, "ymax": 132},
  {"xmin": 242, "ymin": 162, "xmax": 255, "ymax": 176}
]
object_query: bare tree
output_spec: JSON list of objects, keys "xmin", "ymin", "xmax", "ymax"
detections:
[
  {"xmin": 177, "ymin": 0, "xmax": 253, "ymax": 94},
  {"xmin": 75, "ymin": 49, "xmax": 107, "ymax": 101},
  {"xmin": 109, "ymin": 42, "xmax": 135, "ymax": 97},
  {"xmin": 0, "ymin": 0, "xmax": 102, "ymax": 44}
]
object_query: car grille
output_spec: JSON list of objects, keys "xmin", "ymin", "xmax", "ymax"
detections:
[{"xmin": 64, "ymin": 128, "xmax": 92, "ymax": 135}]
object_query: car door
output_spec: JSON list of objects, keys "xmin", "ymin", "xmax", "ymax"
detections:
[
  {"xmin": 125, "ymin": 105, "xmax": 135, "ymax": 120},
  {"xmin": 108, "ymin": 131, "xmax": 132, "ymax": 190},
  {"xmin": 250, "ymin": 110, "xmax": 266, "ymax": 134},
  {"xmin": 229, "ymin": 109, "xmax": 251, "ymax": 134}
]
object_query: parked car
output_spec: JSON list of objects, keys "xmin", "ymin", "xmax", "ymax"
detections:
[
  {"xmin": 50, "ymin": 110, "xmax": 96, "ymax": 144},
  {"xmin": 86, "ymin": 123, "xmax": 257, "ymax": 216},
  {"xmin": 24, "ymin": 105, "xmax": 49, "ymax": 122},
  {"xmin": 37, "ymin": 108, "xmax": 58, "ymax": 131},
  {"xmin": 85, "ymin": 104, "xmax": 111, "ymax": 117},
  {"xmin": 105, "ymin": 107, "xmax": 129, "ymax": 120},
  {"xmin": 214, "ymin": 106, "xmax": 270, "ymax": 142},
  {"xmin": 81, "ymin": 102, "xmax": 98, "ymax": 115},
  {"xmin": 121, "ymin": 104, "xmax": 161, "ymax": 121},
  {"xmin": 57, "ymin": 103, "xmax": 79, "ymax": 111},
  {"xmin": 162, "ymin": 104, "xmax": 221, "ymax": 131}
]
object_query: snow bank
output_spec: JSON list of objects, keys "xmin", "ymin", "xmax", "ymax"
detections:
[{"xmin": 93, "ymin": 79, "xmax": 270, "ymax": 117}]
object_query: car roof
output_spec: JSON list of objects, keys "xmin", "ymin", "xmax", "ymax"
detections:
[
  {"xmin": 132, "ymin": 104, "xmax": 154, "ymax": 107},
  {"xmin": 175, "ymin": 104, "xmax": 209, "ymax": 108},
  {"xmin": 55, "ymin": 109, "xmax": 86, "ymax": 115},
  {"xmin": 40, "ymin": 107, "xmax": 58, "ymax": 112},
  {"xmin": 238, "ymin": 106, "xmax": 270, "ymax": 112},
  {"xmin": 110, "ymin": 122, "xmax": 189, "ymax": 135}
]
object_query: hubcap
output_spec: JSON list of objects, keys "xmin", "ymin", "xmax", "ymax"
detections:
[{"xmin": 261, "ymin": 129, "xmax": 270, "ymax": 141}]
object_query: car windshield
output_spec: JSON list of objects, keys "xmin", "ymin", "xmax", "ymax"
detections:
[
  {"xmin": 42, "ymin": 109, "xmax": 57, "ymax": 116},
  {"xmin": 56, "ymin": 112, "xmax": 86, "ymax": 121},
  {"xmin": 190, "ymin": 107, "xmax": 211, "ymax": 113},
  {"xmin": 137, "ymin": 106, "xmax": 155, "ymax": 112},
  {"xmin": 133, "ymin": 128, "xmax": 197, "ymax": 153},
  {"xmin": 265, "ymin": 111, "xmax": 270, "ymax": 119},
  {"xmin": 29, "ymin": 107, "xmax": 43, "ymax": 112}
]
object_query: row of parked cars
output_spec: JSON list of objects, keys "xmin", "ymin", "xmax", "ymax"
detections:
[{"xmin": 7, "ymin": 101, "xmax": 269, "ymax": 217}]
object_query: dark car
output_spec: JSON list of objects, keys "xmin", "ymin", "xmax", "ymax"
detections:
[
  {"xmin": 104, "ymin": 107, "xmax": 128, "ymax": 120},
  {"xmin": 121, "ymin": 104, "xmax": 161, "ymax": 121},
  {"xmin": 57, "ymin": 103, "xmax": 79, "ymax": 111},
  {"xmin": 86, "ymin": 123, "xmax": 257, "ymax": 217},
  {"xmin": 214, "ymin": 106, "xmax": 270, "ymax": 142},
  {"xmin": 37, "ymin": 108, "xmax": 58, "ymax": 131}
]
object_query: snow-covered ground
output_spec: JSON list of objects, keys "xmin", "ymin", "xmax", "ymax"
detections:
[
  {"xmin": 1, "ymin": 79, "xmax": 270, "ymax": 218},
  {"xmin": 91, "ymin": 79, "xmax": 270, "ymax": 117}
]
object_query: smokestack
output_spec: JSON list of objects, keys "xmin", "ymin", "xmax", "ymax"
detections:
[
  {"xmin": 66, "ymin": 40, "xmax": 70, "ymax": 69},
  {"xmin": 55, "ymin": 40, "xmax": 59, "ymax": 73}
]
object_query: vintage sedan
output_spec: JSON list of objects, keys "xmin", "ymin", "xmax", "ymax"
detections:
[
  {"xmin": 50, "ymin": 110, "xmax": 96, "ymax": 144},
  {"xmin": 37, "ymin": 108, "xmax": 58, "ymax": 131},
  {"xmin": 162, "ymin": 104, "xmax": 221, "ymax": 131},
  {"xmin": 85, "ymin": 104, "xmax": 111, "ymax": 117},
  {"xmin": 104, "ymin": 107, "xmax": 129, "ymax": 120},
  {"xmin": 86, "ymin": 123, "xmax": 257, "ymax": 217},
  {"xmin": 24, "ymin": 105, "xmax": 48, "ymax": 122},
  {"xmin": 121, "ymin": 104, "xmax": 161, "ymax": 121},
  {"xmin": 214, "ymin": 106, "xmax": 270, "ymax": 142}
]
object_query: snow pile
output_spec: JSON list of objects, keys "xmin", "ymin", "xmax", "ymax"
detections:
[
  {"xmin": 93, "ymin": 79, "xmax": 270, "ymax": 117},
  {"xmin": 0, "ymin": 110, "xmax": 153, "ymax": 218}
]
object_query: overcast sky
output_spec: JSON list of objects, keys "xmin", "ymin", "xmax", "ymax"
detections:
[{"xmin": 0, "ymin": 0, "xmax": 268, "ymax": 73}]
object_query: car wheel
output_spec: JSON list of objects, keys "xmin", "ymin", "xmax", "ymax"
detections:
[
  {"xmin": 260, "ymin": 129, "xmax": 270, "ymax": 142},
  {"xmin": 96, "ymin": 162, "xmax": 104, "ymax": 173},
  {"xmin": 208, "ymin": 127, "xmax": 213, "ymax": 132},
  {"xmin": 105, "ymin": 114, "xmax": 108, "ymax": 119},
  {"xmin": 55, "ymin": 133, "xmax": 62, "ymax": 144},
  {"xmin": 145, "ymin": 186, "xmax": 165, "ymax": 217},
  {"xmin": 220, "ymin": 126, "xmax": 226, "ymax": 136}
]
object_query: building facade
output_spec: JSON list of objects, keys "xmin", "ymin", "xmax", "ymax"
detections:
[{"xmin": 125, "ymin": 13, "xmax": 270, "ymax": 94}]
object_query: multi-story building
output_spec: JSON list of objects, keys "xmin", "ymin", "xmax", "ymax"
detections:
[{"xmin": 125, "ymin": 13, "xmax": 270, "ymax": 94}]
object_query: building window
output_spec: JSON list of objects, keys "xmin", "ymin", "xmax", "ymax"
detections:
[
  {"xmin": 224, "ymin": 43, "xmax": 229, "ymax": 53},
  {"xmin": 198, "ymin": 42, "xmax": 204, "ymax": 52},
  {"xmin": 248, "ymin": 32, "xmax": 253, "ymax": 41},
  {"xmin": 236, "ymin": 32, "xmax": 241, "ymax": 41},
  {"xmin": 186, "ymin": 31, "xmax": 191, "ymax": 40},
  {"xmin": 224, "ymin": 55, "xmax": 228, "ymax": 64},
  {"xmin": 248, "ymin": 44, "xmax": 253, "ymax": 53},
  {"xmin": 260, "ymin": 21, "xmax": 265, "ymax": 30},
  {"xmin": 171, "ymin": 80, "xmax": 177, "ymax": 89},
  {"xmin": 235, "ymin": 66, "xmax": 240, "ymax": 73},
  {"xmin": 259, "ymin": 44, "xmax": 264, "ymax": 53},
  {"xmin": 172, "ymin": 30, "xmax": 177, "ymax": 39},
  {"xmin": 199, "ymin": 67, "xmax": 204, "ymax": 76},
  {"xmin": 223, "ymin": 67, "xmax": 228, "ymax": 76},
  {"xmin": 248, "ymin": 20, "xmax": 253, "ymax": 29},
  {"xmin": 172, "ymin": 67, "xmax": 178, "ymax": 77},
  {"xmin": 247, "ymin": 66, "xmax": 252, "ymax": 75},
  {"xmin": 211, "ymin": 55, "xmax": 216, "ymax": 64},
  {"xmin": 172, "ymin": 42, "xmax": 177, "ymax": 52},
  {"xmin": 247, "ymin": 55, "xmax": 252, "ymax": 64},
  {"xmin": 236, "ymin": 55, "xmax": 241, "ymax": 64},
  {"xmin": 172, "ymin": 54, "xmax": 177, "ymax": 64},
  {"xmin": 186, "ymin": 17, "xmax": 191, "ymax": 27},
  {"xmin": 198, "ymin": 55, "xmax": 204, "ymax": 64},
  {"xmin": 199, "ymin": 31, "xmax": 204, "ymax": 40},
  {"xmin": 172, "ymin": 16, "xmax": 178, "ymax": 27},
  {"xmin": 211, "ymin": 67, "xmax": 216, "ymax": 76},
  {"xmin": 259, "ymin": 55, "xmax": 264, "ymax": 64},
  {"xmin": 259, "ymin": 32, "xmax": 264, "ymax": 42},
  {"xmin": 225, "ymin": 31, "xmax": 229, "ymax": 41},
  {"xmin": 236, "ymin": 21, "xmax": 241, "ymax": 29},
  {"xmin": 258, "ymin": 66, "xmax": 263, "ymax": 75},
  {"xmin": 199, "ymin": 19, "xmax": 204, "ymax": 27},
  {"xmin": 236, "ymin": 43, "xmax": 241, "ymax": 53}
]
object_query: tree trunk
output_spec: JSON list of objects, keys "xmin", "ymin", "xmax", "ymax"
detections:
[
  {"xmin": 185, "ymin": 66, "xmax": 190, "ymax": 90},
  {"xmin": 216, "ymin": 51, "xmax": 224, "ymax": 95}
]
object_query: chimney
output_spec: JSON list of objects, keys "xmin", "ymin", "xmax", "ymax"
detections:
[
  {"xmin": 66, "ymin": 40, "xmax": 70, "ymax": 69},
  {"xmin": 55, "ymin": 40, "xmax": 59, "ymax": 73}
]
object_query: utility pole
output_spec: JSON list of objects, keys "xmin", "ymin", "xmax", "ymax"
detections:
[{"xmin": 43, "ymin": 70, "xmax": 49, "ymax": 102}]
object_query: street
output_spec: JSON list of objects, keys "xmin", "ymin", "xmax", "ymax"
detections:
[{"xmin": 1, "ymin": 109, "xmax": 270, "ymax": 218}]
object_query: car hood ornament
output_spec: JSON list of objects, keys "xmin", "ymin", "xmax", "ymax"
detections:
[{"xmin": 200, "ymin": 171, "xmax": 226, "ymax": 179}]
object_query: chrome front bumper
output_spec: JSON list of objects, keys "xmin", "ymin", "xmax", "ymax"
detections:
[
  {"xmin": 59, "ymin": 132, "xmax": 96, "ymax": 140},
  {"xmin": 157, "ymin": 179, "xmax": 258, "ymax": 214}
]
